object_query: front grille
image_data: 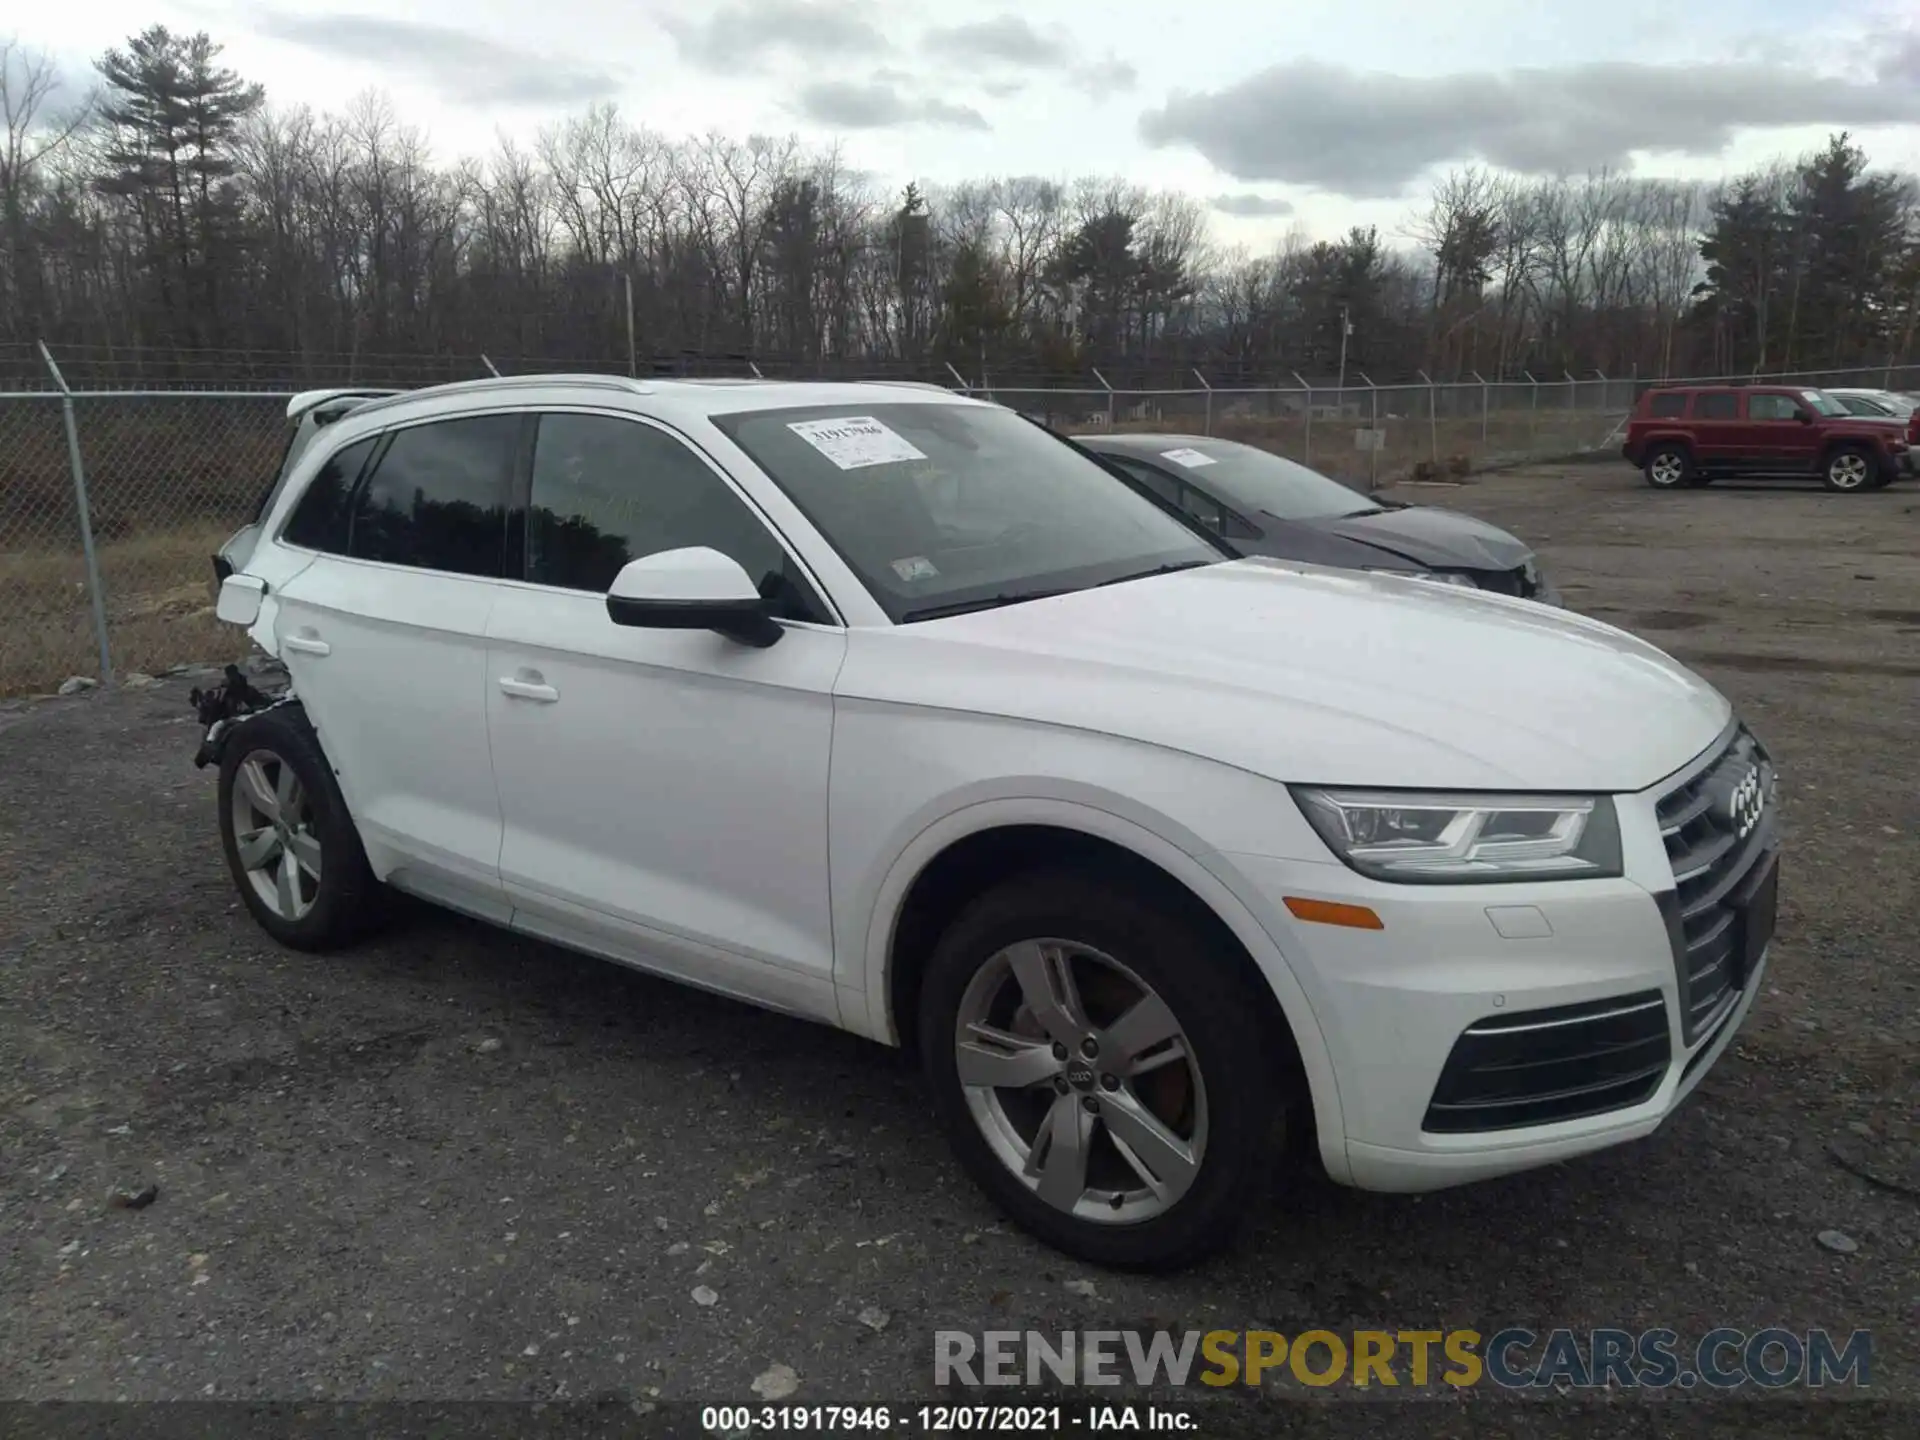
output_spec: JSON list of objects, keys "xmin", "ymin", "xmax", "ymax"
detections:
[
  {"xmin": 1654, "ymin": 726, "xmax": 1776, "ymax": 1044},
  {"xmin": 1422, "ymin": 991, "xmax": 1671, "ymax": 1133}
]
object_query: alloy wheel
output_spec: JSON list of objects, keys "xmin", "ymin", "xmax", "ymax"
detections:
[
  {"xmin": 229, "ymin": 747, "xmax": 323, "ymax": 921},
  {"xmin": 1649, "ymin": 451, "xmax": 1685, "ymax": 486},
  {"xmin": 952, "ymin": 939, "xmax": 1207, "ymax": 1224},
  {"xmin": 1828, "ymin": 452, "xmax": 1870, "ymax": 489}
]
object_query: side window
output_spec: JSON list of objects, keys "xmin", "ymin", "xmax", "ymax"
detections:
[
  {"xmin": 282, "ymin": 437, "xmax": 376, "ymax": 554},
  {"xmin": 1217, "ymin": 507, "xmax": 1261, "ymax": 542},
  {"xmin": 1648, "ymin": 392, "xmax": 1687, "ymax": 419},
  {"xmin": 1695, "ymin": 391, "xmax": 1738, "ymax": 420},
  {"xmin": 526, "ymin": 413, "xmax": 828, "ymax": 624},
  {"xmin": 1109, "ymin": 457, "xmax": 1182, "ymax": 506},
  {"xmin": 349, "ymin": 415, "xmax": 520, "ymax": 577},
  {"xmin": 1748, "ymin": 394, "xmax": 1799, "ymax": 421},
  {"xmin": 1177, "ymin": 484, "xmax": 1225, "ymax": 532}
]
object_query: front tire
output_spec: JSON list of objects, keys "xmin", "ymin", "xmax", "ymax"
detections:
[
  {"xmin": 1822, "ymin": 446, "xmax": 1875, "ymax": 492},
  {"xmin": 918, "ymin": 870, "xmax": 1290, "ymax": 1270},
  {"xmin": 1643, "ymin": 444, "xmax": 1692, "ymax": 490},
  {"xmin": 217, "ymin": 704, "xmax": 386, "ymax": 951}
]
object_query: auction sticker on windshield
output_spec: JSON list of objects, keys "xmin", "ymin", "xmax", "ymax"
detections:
[
  {"xmin": 788, "ymin": 416, "xmax": 928, "ymax": 470},
  {"xmin": 1160, "ymin": 447, "xmax": 1217, "ymax": 468}
]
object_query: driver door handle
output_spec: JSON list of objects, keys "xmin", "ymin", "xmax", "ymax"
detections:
[
  {"xmin": 283, "ymin": 632, "xmax": 331, "ymax": 657},
  {"xmin": 498, "ymin": 675, "xmax": 559, "ymax": 703}
]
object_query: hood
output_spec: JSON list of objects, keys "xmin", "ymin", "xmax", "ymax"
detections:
[
  {"xmin": 1299, "ymin": 503, "xmax": 1534, "ymax": 571},
  {"xmin": 1226, "ymin": 518, "xmax": 1427, "ymax": 574},
  {"xmin": 836, "ymin": 558, "xmax": 1730, "ymax": 793}
]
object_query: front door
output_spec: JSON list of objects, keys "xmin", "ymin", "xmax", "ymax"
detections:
[
  {"xmin": 1744, "ymin": 390, "xmax": 1819, "ymax": 473},
  {"xmin": 484, "ymin": 410, "xmax": 847, "ymax": 1021},
  {"xmin": 270, "ymin": 411, "xmax": 524, "ymax": 920}
]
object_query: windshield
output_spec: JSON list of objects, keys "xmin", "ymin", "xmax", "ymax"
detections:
[
  {"xmin": 1801, "ymin": 390, "xmax": 1849, "ymax": 417},
  {"xmin": 711, "ymin": 403, "xmax": 1223, "ymax": 623},
  {"xmin": 1110, "ymin": 438, "xmax": 1377, "ymax": 522}
]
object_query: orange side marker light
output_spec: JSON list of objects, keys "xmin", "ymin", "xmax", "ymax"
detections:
[{"xmin": 1283, "ymin": 897, "xmax": 1385, "ymax": 930}]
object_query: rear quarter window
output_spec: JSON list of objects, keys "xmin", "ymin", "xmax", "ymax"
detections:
[
  {"xmin": 281, "ymin": 437, "xmax": 378, "ymax": 554},
  {"xmin": 1647, "ymin": 392, "xmax": 1688, "ymax": 419}
]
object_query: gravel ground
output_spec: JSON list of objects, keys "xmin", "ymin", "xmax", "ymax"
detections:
[{"xmin": 2, "ymin": 462, "xmax": 1916, "ymax": 1426}]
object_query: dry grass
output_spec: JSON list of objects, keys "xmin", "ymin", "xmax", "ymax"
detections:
[{"xmin": 0, "ymin": 526, "xmax": 247, "ymax": 696}]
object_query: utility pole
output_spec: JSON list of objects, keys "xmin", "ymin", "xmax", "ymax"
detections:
[
  {"xmin": 1336, "ymin": 303, "xmax": 1353, "ymax": 394},
  {"xmin": 623, "ymin": 271, "xmax": 637, "ymax": 378}
]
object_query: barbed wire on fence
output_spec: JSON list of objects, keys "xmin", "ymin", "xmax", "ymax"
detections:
[{"xmin": 3, "ymin": 354, "xmax": 1917, "ymax": 698}]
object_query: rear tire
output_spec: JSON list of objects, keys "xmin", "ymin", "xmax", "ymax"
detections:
[
  {"xmin": 1643, "ymin": 444, "xmax": 1692, "ymax": 490},
  {"xmin": 1821, "ymin": 446, "xmax": 1875, "ymax": 493},
  {"xmin": 918, "ymin": 869, "xmax": 1291, "ymax": 1270},
  {"xmin": 217, "ymin": 704, "xmax": 387, "ymax": 951}
]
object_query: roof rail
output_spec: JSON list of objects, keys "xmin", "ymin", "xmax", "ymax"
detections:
[
  {"xmin": 346, "ymin": 372, "xmax": 651, "ymax": 419},
  {"xmin": 861, "ymin": 379, "xmax": 963, "ymax": 393}
]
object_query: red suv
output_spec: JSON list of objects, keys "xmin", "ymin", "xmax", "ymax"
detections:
[{"xmin": 1622, "ymin": 385, "xmax": 1913, "ymax": 493}]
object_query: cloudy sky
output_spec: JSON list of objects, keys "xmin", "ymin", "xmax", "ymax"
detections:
[{"xmin": 18, "ymin": 0, "xmax": 1920, "ymax": 243}]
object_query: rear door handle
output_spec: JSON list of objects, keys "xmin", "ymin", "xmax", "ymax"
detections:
[
  {"xmin": 283, "ymin": 633, "xmax": 331, "ymax": 657},
  {"xmin": 498, "ymin": 676, "xmax": 559, "ymax": 703}
]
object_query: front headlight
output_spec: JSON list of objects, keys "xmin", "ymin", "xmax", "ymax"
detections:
[
  {"xmin": 1290, "ymin": 787, "xmax": 1623, "ymax": 883},
  {"xmin": 1363, "ymin": 566, "xmax": 1477, "ymax": 589}
]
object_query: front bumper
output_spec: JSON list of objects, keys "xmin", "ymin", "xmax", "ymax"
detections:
[{"xmin": 1228, "ymin": 723, "xmax": 1777, "ymax": 1192}]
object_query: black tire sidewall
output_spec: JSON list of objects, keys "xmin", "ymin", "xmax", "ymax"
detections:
[
  {"xmin": 216, "ymin": 706, "xmax": 379, "ymax": 950},
  {"xmin": 918, "ymin": 870, "xmax": 1287, "ymax": 1270}
]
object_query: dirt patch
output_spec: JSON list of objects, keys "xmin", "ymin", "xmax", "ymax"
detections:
[
  {"xmin": 1629, "ymin": 609, "xmax": 1711, "ymax": 631},
  {"xmin": 1679, "ymin": 652, "xmax": 1920, "ymax": 679}
]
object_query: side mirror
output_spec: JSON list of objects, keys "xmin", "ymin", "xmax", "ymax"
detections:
[
  {"xmin": 1796, "ymin": 410, "xmax": 1815, "ymax": 424},
  {"xmin": 605, "ymin": 547, "xmax": 781, "ymax": 649}
]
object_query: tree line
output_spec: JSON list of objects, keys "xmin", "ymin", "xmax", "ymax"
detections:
[{"xmin": 3, "ymin": 26, "xmax": 1918, "ymax": 389}]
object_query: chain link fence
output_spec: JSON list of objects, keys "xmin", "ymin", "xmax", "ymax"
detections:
[
  {"xmin": 988, "ymin": 375, "xmax": 1648, "ymax": 486},
  {"xmin": 1, "ymin": 389, "xmax": 286, "ymax": 697},
  {"xmin": 4, "ymin": 362, "xmax": 1917, "ymax": 697}
]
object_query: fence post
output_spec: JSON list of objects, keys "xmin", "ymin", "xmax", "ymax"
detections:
[
  {"xmin": 1471, "ymin": 370, "xmax": 1490, "ymax": 449},
  {"xmin": 1356, "ymin": 370, "xmax": 1379, "ymax": 491},
  {"xmin": 37, "ymin": 340, "xmax": 113, "ymax": 688},
  {"xmin": 1417, "ymin": 368, "xmax": 1438, "ymax": 463},
  {"xmin": 1524, "ymin": 370, "xmax": 1540, "ymax": 446},
  {"xmin": 1592, "ymin": 369, "xmax": 1607, "ymax": 416},
  {"xmin": 1563, "ymin": 370, "xmax": 1577, "ymax": 414},
  {"xmin": 1192, "ymin": 368, "xmax": 1213, "ymax": 436},
  {"xmin": 944, "ymin": 361, "xmax": 970, "ymax": 394},
  {"xmin": 1291, "ymin": 371, "xmax": 1313, "ymax": 464},
  {"xmin": 1091, "ymin": 367, "xmax": 1115, "ymax": 428}
]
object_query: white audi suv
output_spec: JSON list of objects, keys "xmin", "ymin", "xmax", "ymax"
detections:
[{"xmin": 196, "ymin": 375, "xmax": 1781, "ymax": 1268}]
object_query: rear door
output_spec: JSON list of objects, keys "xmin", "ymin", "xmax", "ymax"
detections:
[
  {"xmin": 1690, "ymin": 390, "xmax": 1742, "ymax": 467},
  {"xmin": 268, "ymin": 410, "xmax": 526, "ymax": 919}
]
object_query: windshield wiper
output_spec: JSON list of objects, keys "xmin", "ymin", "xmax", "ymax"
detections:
[
  {"xmin": 900, "ymin": 562, "xmax": 1214, "ymax": 622},
  {"xmin": 1093, "ymin": 559, "xmax": 1215, "ymax": 588},
  {"xmin": 898, "ymin": 589, "xmax": 1075, "ymax": 623}
]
